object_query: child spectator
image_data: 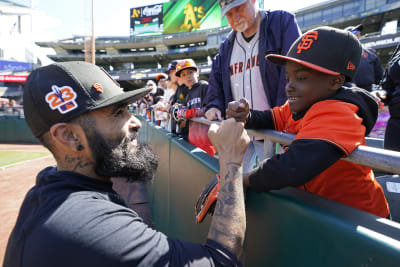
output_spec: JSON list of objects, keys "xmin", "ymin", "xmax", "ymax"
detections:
[
  {"xmin": 227, "ymin": 26, "xmax": 389, "ymax": 218},
  {"xmin": 156, "ymin": 73, "xmax": 168, "ymax": 90},
  {"xmin": 153, "ymin": 73, "xmax": 170, "ymax": 128},
  {"xmin": 168, "ymin": 60, "xmax": 189, "ymax": 134},
  {"xmin": 175, "ymin": 59, "xmax": 216, "ymax": 156}
]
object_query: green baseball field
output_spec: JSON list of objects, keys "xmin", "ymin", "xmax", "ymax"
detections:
[{"xmin": 0, "ymin": 150, "xmax": 50, "ymax": 169}]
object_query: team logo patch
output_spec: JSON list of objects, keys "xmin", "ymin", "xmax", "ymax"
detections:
[
  {"xmin": 45, "ymin": 85, "xmax": 78, "ymax": 114},
  {"xmin": 93, "ymin": 83, "xmax": 103, "ymax": 93},
  {"xmin": 346, "ymin": 61, "xmax": 356, "ymax": 71},
  {"xmin": 297, "ymin": 32, "xmax": 318, "ymax": 54}
]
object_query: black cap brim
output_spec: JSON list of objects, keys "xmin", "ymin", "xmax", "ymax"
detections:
[
  {"xmin": 266, "ymin": 54, "xmax": 340, "ymax": 76},
  {"xmin": 92, "ymin": 87, "xmax": 151, "ymax": 110}
]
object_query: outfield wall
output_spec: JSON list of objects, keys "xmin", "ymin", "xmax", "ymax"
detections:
[{"xmin": 0, "ymin": 116, "xmax": 38, "ymax": 143}]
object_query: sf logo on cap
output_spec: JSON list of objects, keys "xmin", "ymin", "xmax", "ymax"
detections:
[
  {"xmin": 45, "ymin": 85, "xmax": 78, "ymax": 114},
  {"xmin": 297, "ymin": 32, "xmax": 318, "ymax": 54}
]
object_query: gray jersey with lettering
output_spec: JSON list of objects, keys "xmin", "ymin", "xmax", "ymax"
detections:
[{"xmin": 230, "ymin": 29, "xmax": 270, "ymax": 111}]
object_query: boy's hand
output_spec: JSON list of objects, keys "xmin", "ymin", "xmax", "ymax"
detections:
[{"xmin": 226, "ymin": 98, "xmax": 250, "ymax": 123}]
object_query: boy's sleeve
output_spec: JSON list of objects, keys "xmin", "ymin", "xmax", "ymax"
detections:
[
  {"xmin": 245, "ymin": 109, "xmax": 274, "ymax": 129},
  {"xmin": 248, "ymin": 139, "xmax": 343, "ymax": 192},
  {"xmin": 245, "ymin": 102, "xmax": 291, "ymax": 130},
  {"xmin": 248, "ymin": 101, "xmax": 364, "ymax": 192}
]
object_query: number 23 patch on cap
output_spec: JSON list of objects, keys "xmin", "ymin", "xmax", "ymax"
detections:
[{"xmin": 45, "ymin": 85, "xmax": 78, "ymax": 114}]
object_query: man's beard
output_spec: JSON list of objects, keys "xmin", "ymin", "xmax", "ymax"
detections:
[
  {"xmin": 234, "ymin": 18, "xmax": 249, "ymax": 33},
  {"xmin": 87, "ymin": 129, "xmax": 158, "ymax": 183}
]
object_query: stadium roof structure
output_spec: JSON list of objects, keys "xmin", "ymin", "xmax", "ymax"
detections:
[
  {"xmin": 36, "ymin": 26, "xmax": 231, "ymax": 89},
  {"xmin": 35, "ymin": 0, "xmax": 400, "ymax": 90},
  {"xmin": 0, "ymin": 0, "xmax": 32, "ymax": 15}
]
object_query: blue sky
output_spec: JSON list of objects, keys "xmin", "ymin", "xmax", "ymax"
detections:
[{"xmin": 32, "ymin": 0, "xmax": 324, "ymax": 41}]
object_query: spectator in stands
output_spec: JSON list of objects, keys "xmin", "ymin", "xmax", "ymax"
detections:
[
  {"xmin": 204, "ymin": 0, "xmax": 301, "ymax": 121},
  {"xmin": 226, "ymin": 27, "xmax": 390, "ymax": 218},
  {"xmin": 152, "ymin": 73, "xmax": 173, "ymax": 129},
  {"xmin": 4, "ymin": 61, "xmax": 249, "ymax": 267},
  {"xmin": 170, "ymin": 61, "xmax": 189, "ymax": 106},
  {"xmin": 375, "ymin": 43, "xmax": 400, "ymax": 151},
  {"xmin": 345, "ymin": 24, "xmax": 383, "ymax": 92},
  {"xmin": 168, "ymin": 60, "xmax": 190, "ymax": 134},
  {"xmin": 151, "ymin": 74, "xmax": 170, "ymax": 128},
  {"xmin": 147, "ymin": 79, "xmax": 163, "ymax": 100},
  {"xmin": 156, "ymin": 73, "xmax": 168, "ymax": 90},
  {"xmin": 175, "ymin": 59, "xmax": 216, "ymax": 156},
  {"xmin": 165, "ymin": 60, "xmax": 180, "ymax": 93},
  {"xmin": 143, "ymin": 80, "xmax": 161, "ymax": 124}
]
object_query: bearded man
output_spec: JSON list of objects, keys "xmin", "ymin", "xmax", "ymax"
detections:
[{"xmin": 4, "ymin": 61, "xmax": 250, "ymax": 267}]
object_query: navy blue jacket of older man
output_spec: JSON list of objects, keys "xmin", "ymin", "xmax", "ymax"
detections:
[{"xmin": 205, "ymin": 10, "xmax": 301, "ymax": 116}]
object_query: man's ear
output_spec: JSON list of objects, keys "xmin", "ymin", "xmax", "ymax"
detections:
[
  {"xmin": 49, "ymin": 123, "xmax": 83, "ymax": 152},
  {"xmin": 330, "ymin": 75, "xmax": 345, "ymax": 91}
]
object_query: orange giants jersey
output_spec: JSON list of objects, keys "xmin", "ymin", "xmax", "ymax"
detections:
[{"xmin": 271, "ymin": 100, "xmax": 389, "ymax": 217}]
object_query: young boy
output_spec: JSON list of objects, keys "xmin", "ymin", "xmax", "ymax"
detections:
[
  {"xmin": 175, "ymin": 59, "xmax": 216, "ymax": 156},
  {"xmin": 226, "ymin": 26, "xmax": 389, "ymax": 218}
]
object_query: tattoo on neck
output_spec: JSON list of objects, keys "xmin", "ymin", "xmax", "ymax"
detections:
[{"xmin": 65, "ymin": 155, "xmax": 93, "ymax": 171}]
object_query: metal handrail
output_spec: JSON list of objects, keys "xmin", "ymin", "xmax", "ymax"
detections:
[{"xmin": 191, "ymin": 117, "xmax": 400, "ymax": 175}]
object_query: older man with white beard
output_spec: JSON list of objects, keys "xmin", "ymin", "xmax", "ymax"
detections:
[{"xmin": 205, "ymin": 0, "xmax": 301, "ymax": 121}]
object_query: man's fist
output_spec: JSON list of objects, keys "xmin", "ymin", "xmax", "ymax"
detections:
[
  {"xmin": 208, "ymin": 118, "xmax": 250, "ymax": 163},
  {"xmin": 226, "ymin": 98, "xmax": 250, "ymax": 123}
]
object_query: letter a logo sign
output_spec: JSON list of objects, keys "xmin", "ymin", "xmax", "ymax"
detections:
[{"xmin": 297, "ymin": 32, "xmax": 318, "ymax": 54}]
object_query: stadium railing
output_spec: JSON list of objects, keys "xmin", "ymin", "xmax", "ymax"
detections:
[{"xmin": 190, "ymin": 117, "xmax": 400, "ymax": 175}]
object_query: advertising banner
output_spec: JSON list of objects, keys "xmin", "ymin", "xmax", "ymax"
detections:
[
  {"xmin": 0, "ymin": 74, "xmax": 28, "ymax": 83},
  {"xmin": 163, "ymin": 0, "xmax": 228, "ymax": 34},
  {"xmin": 130, "ymin": 4, "xmax": 164, "ymax": 36},
  {"xmin": 0, "ymin": 60, "xmax": 31, "ymax": 73}
]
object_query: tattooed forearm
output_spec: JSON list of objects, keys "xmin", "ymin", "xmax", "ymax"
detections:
[
  {"xmin": 208, "ymin": 162, "xmax": 246, "ymax": 258},
  {"xmin": 65, "ymin": 155, "xmax": 93, "ymax": 171}
]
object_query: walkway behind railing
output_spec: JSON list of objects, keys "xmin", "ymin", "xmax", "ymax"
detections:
[{"xmin": 139, "ymin": 116, "xmax": 400, "ymax": 266}]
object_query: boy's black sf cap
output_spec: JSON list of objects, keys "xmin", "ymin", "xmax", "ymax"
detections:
[
  {"xmin": 266, "ymin": 26, "xmax": 362, "ymax": 81},
  {"xmin": 23, "ymin": 61, "xmax": 151, "ymax": 137}
]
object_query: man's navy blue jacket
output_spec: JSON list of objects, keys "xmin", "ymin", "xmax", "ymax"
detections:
[{"xmin": 205, "ymin": 10, "xmax": 301, "ymax": 116}]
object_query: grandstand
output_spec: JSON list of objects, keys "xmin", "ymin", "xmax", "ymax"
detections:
[
  {"xmin": 0, "ymin": 0, "xmax": 36, "ymax": 101},
  {"xmin": 35, "ymin": 0, "xmax": 400, "ymax": 91}
]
